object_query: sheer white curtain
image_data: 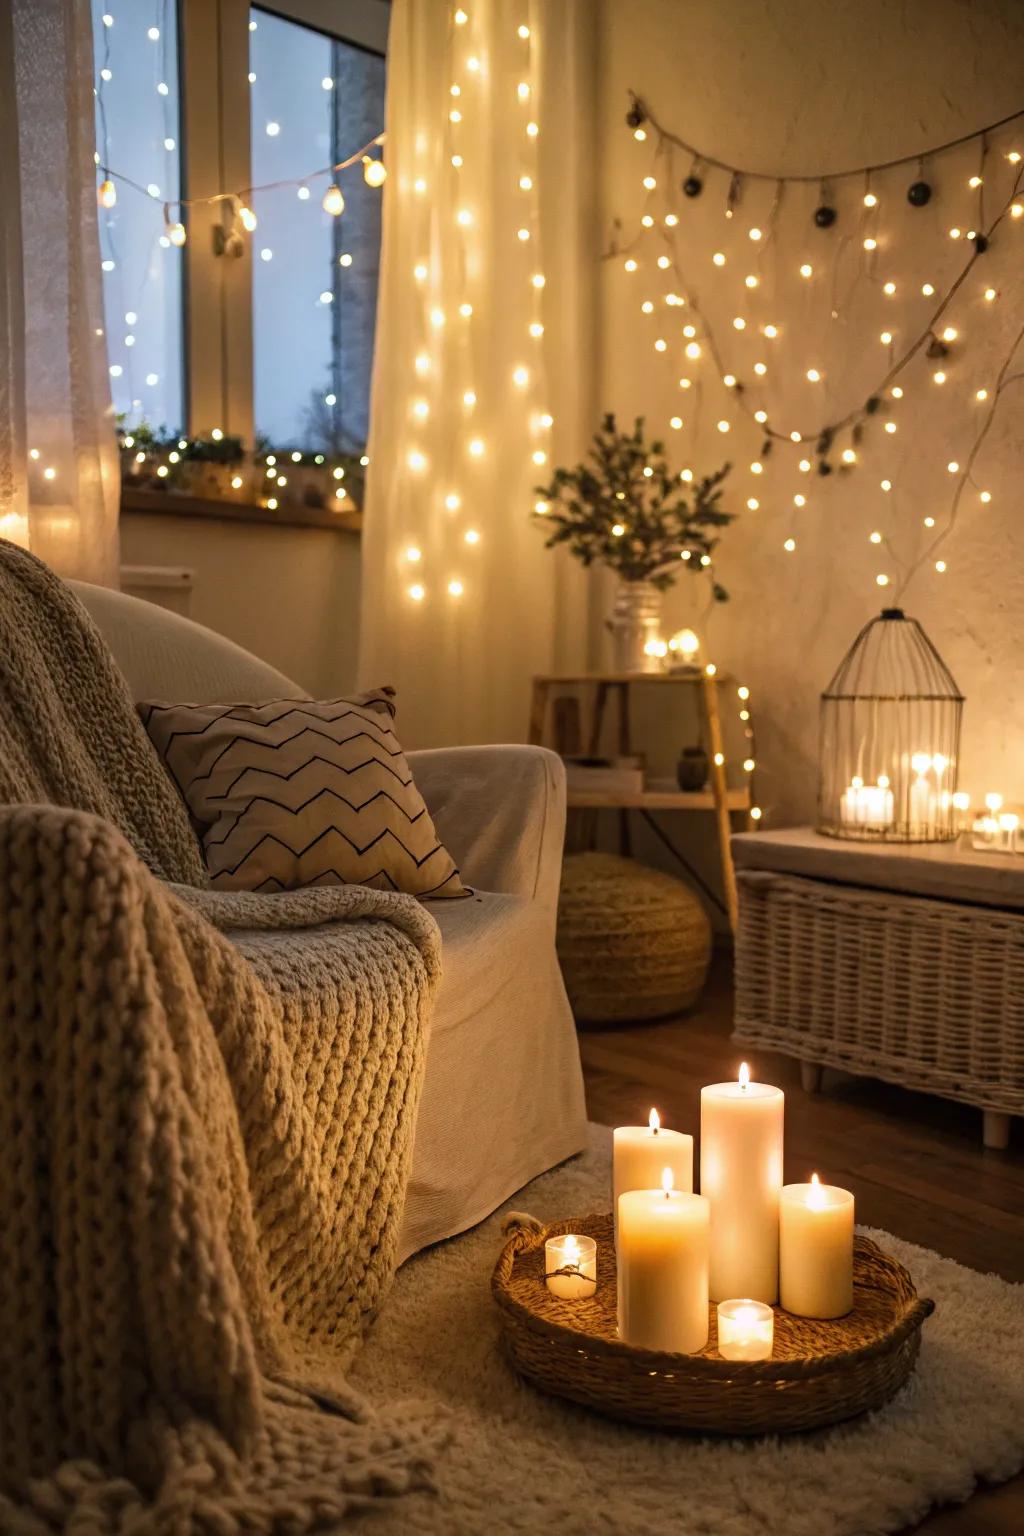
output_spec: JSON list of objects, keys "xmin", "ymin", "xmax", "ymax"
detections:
[
  {"xmin": 0, "ymin": 0, "xmax": 119, "ymax": 585},
  {"xmin": 360, "ymin": 0, "xmax": 596, "ymax": 747}
]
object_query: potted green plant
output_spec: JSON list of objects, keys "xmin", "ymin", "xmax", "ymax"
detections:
[{"xmin": 532, "ymin": 414, "xmax": 734, "ymax": 672}]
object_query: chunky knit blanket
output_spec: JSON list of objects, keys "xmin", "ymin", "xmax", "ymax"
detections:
[{"xmin": 0, "ymin": 543, "xmax": 444, "ymax": 1531}]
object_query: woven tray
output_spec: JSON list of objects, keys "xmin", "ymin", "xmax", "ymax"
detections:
[{"xmin": 492, "ymin": 1213, "xmax": 935, "ymax": 1435}]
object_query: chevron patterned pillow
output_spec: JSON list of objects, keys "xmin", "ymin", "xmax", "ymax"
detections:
[{"xmin": 139, "ymin": 690, "xmax": 468, "ymax": 898}]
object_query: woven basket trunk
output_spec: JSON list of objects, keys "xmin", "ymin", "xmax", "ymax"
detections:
[
  {"xmin": 734, "ymin": 868, "xmax": 1024, "ymax": 1116},
  {"xmin": 492, "ymin": 1213, "xmax": 933, "ymax": 1435}
]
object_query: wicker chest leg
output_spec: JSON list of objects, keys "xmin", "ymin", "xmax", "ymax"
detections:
[
  {"xmin": 983, "ymin": 1110, "xmax": 1011, "ymax": 1151},
  {"xmin": 800, "ymin": 1062, "xmax": 823, "ymax": 1095}
]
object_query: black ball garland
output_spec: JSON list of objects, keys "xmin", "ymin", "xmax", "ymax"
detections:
[
  {"xmin": 683, "ymin": 175, "xmax": 703, "ymax": 198},
  {"xmin": 907, "ymin": 180, "xmax": 932, "ymax": 207},
  {"xmin": 975, "ymin": 233, "xmax": 989, "ymax": 254},
  {"xmin": 626, "ymin": 103, "xmax": 645, "ymax": 130},
  {"xmin": 814, "ymin": 205, "xmax": 837, "ymax": 229}
]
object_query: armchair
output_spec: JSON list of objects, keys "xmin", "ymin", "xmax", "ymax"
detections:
[{"xmin": 71, "ymin": 583, "xmax": 588, "ymax": 1260}]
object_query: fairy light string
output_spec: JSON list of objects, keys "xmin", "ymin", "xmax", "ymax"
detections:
[{"xmin": 614, "ymin": 91, "xmax": 1024, "ymax": 598}]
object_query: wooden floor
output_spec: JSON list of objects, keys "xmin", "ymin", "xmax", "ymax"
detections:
[{"xmin": 578, "ymin": 955, "xmax": 1023, "ymax": 1536}]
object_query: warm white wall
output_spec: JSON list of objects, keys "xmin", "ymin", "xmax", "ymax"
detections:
[
  {"xmin": 120, "ymin": 514, "xmax": 361, "ymax": 697},
  {"xmin": 598, "ymin": 0, "xmax": 1024, "ymax": 826}
]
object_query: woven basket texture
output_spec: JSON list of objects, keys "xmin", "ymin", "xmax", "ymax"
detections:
[
  {"xmin": 734, "ymin": 869, "xmax": 1024, "ymax": 1115},
  {"xmin": 492, "ymin": 1213, "xmax": 933, "ymax": 1435},
  {"xmin": 556, "ymin": 852, "xmax": 711, "ymax": 1024}
]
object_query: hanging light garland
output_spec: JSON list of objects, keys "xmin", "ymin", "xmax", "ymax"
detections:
[
  {"xmin": 613, "ymin": 92, "xmax": 1024, "ymax": 598},
  {"xmin": 96, "ymin": 129, "xmax": 386, "ymax": 251}
]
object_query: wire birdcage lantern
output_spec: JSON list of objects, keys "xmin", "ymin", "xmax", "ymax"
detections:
[{"xmin": 818, "ymin": 608, "xmax": 964, "ymax": 843}]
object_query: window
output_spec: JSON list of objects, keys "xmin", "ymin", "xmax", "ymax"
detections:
[
  {"xmin": 91, "ymin": 1, "xmax": 387, "ymax": 457},
  {"xmin": 92, "ymin": 0, "xmax": 185, "ymax": 433},
  {"xmin": 250, "ymin": 9, "xmax": 384, "ymax": 451}
]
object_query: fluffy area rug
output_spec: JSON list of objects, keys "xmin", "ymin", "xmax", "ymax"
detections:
[{"xmin": 349, "ymin": 1124, "xmax": 1024, "ymax": 1535}]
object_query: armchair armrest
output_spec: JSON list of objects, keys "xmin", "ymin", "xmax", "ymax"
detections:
[{"xmin": 406, "ymin": 744, "xmax": 566, "ymax": 910}]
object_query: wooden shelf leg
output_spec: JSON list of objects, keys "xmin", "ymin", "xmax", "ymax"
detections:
[
  {"xmin": 528, "ymin": 679, "xmax": 549, "ymax": 746},
  {"xmin": 983, "ymin": 1110, "xmax": 1011, "ymax": 1151},
  {"xmin": 800, "ymin": 1061, "xmax": 824, "ymax": 1095},
  {"xmin": 701, "ymin": 673, "xmax": 739, "ymax": 934}
]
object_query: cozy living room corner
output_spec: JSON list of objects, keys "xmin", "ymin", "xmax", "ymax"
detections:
[{"xmin": 1, "ymin": 1, "xmax": 1022, "ymax": 1533}]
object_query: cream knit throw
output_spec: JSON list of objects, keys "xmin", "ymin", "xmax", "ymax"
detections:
[{"xmin": 0, "ymin": 545, "xmax": 445, "ymax": 1531}]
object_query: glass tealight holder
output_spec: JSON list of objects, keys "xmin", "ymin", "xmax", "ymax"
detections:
[
  {"xmin": 716, "ymin": 1298, "xmax": 774, "ymax": 1361},
  {"xmin": 971, "ymin": 813, "xmax": 1018, "ymax": 854},
  {"xmin": 544, "ymin": 1233, "xmax": 597, "ymax": 1300}
]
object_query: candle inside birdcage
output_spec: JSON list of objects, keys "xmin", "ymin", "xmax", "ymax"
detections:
[{"xmin": 818, "ymin": 609, "xmax": 963, "ymax": 844}]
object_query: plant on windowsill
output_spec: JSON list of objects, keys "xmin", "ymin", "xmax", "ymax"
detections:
[
  {"xmin": 532, "ymin": 413, "xmax": 734, "ymax": 673},
  {"xmin": 116, "ymin": 421, "xmax": 364, "ymax": 512}
]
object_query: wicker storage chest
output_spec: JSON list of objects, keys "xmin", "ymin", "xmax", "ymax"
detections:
[{"xmin": 733, "ymin": 829, "xmax": 1024, "ymax": 1149}]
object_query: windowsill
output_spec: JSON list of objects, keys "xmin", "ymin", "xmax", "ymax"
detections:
[{"xmin": 121, "ymin": 485, "xmax": 362, "ymax": 536}]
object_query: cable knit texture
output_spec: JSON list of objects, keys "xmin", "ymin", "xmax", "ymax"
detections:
[{"xmin": 0, "ymin": 542, "xmax": 445, "ymax": 1531}]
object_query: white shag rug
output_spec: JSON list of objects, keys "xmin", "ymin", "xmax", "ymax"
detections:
[{"xmin": 350, "ymin": 1125, "xmax": 1024, "ymax": 1535}]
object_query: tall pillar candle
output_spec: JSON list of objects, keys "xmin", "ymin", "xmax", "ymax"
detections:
[
  {"xmin": 613, "ymin": 1109, "xmax": 693, "ymax": 1236},
  {"xmin": 700, "ymin": 1063, "xmax": 784, "ymax": 1303},
  {"xmin": 617, "ymin": 1171, "xmax": 710, "ymax": 1354},
  {"xmin": 780, "ymin": 1175, "xmax": 854, "ymax": 1319}
]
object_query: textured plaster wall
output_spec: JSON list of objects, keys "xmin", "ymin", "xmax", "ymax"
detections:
[{"xmin": 597, "ymin": 0, "xmax": 1024, "ymax": 827}]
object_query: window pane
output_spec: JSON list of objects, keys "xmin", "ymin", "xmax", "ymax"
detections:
[
  {"xmin": 250, "ymin": 8, "xmax": 384, "ymax": 453},
  {"xmin": 91, "ymin": 0, "xmax": 184, "ymax": 434}
]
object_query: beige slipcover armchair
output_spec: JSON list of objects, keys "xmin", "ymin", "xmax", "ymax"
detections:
[{"xmin": 71, "ymin": 582, "xmax": 588, "ymax": 1260}]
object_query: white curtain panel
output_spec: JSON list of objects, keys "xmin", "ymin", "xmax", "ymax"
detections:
[
  {"xmin": 0, "ymin": 0, "xmax": 119, "ymax": 585},
  {"xmin": 360, "ymin": 0, "xmax": 595, "ymax": 748}
]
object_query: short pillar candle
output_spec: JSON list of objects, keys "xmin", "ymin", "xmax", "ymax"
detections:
[
  {"xmin": 545, "ymin": 1233, "xmax": 597, "ymax": 1299},
  {"xmin": 780, "ymin": 1175, "xmax": 855, "ymax": 1319},
  {"xmin": 700, "ymin": 1063, "xmax": 784, "ymax": 1302},
  {"xmin": 617, "ymin": 1170, "xmax": 710, "ymax": 1354},
  {"xmin": 716, "ymin": 1299, "xmax": 774, "ymax": 1361},
  {"xmin": 613, "ymin": 1108, "xmax": 693, "ymax": 1235}
]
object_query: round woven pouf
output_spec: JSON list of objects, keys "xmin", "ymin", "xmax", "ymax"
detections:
[{"xmin": 556, "ymin": 852, "xmax": 711, "ymax": 1024}]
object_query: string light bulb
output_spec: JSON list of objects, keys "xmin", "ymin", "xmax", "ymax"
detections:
[
  {"xmin": 322, "ymin": 184, "xmax": 345, "ymax": 216},
  {"xmin": 238, "ymin": 204, "xmax": 257, "ymax": 231},
  {"xmin": 98, "ymin": 178, "xmax": 116, "ymax": 209},
  {"xmin": 167, "ymin": 220, "xmax": 186, "ymax": 247},
  {"xmin": 362, "ymin": 157, "xmax": 387, "ymax": 187}
]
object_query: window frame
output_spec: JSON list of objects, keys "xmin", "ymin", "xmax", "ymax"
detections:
[{"xmin": 178, "ymin": 0, "xmax": 388, "ymax": 443}]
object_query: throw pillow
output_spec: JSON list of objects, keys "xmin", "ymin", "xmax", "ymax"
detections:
[{"xmin": 139, "ymin": 689, "xmax": 468, "ymax": 898}]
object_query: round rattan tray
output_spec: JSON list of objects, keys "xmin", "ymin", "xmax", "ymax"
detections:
[{"xmin": 492, "ymin": 1213, "xmax": 934, "ymax": 1435}]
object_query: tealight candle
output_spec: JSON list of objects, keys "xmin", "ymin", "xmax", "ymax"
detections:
[
  {"xmin": 544, "ymin": 1233, "xmax": 597, "ymax": 1299},
  {"xmin": 780, "ymin": 1174, "xmax": 854, "ymax": 1319},
  {"xmin": 613, "ymin": 1108, "xmax": 693, "ymax": 1236},
  {"xmin": 716, "ymin": 1299, "xmax": 774, "ymax": 1361},
  {"xmin": 617, "ymin": 1169, "xmax": 709, "ymax": 1354},
  {"xmin": 700, "ymin": 1063, "xmax": 784, "ymax": 1302}
]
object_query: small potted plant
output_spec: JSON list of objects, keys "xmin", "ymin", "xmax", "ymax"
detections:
[{"xmin": 532, "ymin": 414, "xmax": 734, "ymax": 672}]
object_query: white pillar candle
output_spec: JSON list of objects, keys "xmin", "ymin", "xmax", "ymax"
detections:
[
  {"xmin": 613, "ymin": 1109, "xmax": 693, "ymax": 1236},
  {"xmin": 780, "ymin": 1174, "xmax": 855, "ymax": 1319},
  {"xmin": 545, "ymin": 1233, "xmax": 597, "ymax": 1300},
  {"xmin": 700, "ymin": 1063, "xmax": 784, "ymax": 1303},
  {"xmin": 617, "ymin": 1170, "xmax": 709, "ymax": 1354},
  {"xmin": 840, "ymin": 776, "xmax": 893, "ymax": 828},
  {"xmin": 716, "ymin": 1298, "xmax": 774, "ymax": 1361}
]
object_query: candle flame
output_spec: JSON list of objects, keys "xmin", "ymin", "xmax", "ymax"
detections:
[
  {"xmin": 564, "ymin": 1234, "xmax": 580, "ymax": 1260},
  {"xmin": 661, "ymin": 1167, "xmax": 674, "ymax": 1196},
  {"xmin": 807, "ymin": 1173, "xmax": 827, "ymax": 1210},
  {"xmin": 649, "ymin": 1107, "xmax": 660, "ymax": 1134},
  {"xmin": 738, "ymin": 1061, "xmax": 750, "ymax": 1090}
]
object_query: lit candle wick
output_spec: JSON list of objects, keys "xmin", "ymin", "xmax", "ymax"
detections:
[
  {"xmin": 807, "ymin": 1172, "xmax": 827, "ymax": 1210},
  {"xmin": 738, "ymin": 1061, "xmax": 750, "ymax": 1092},
  {"xmin": 649, "ymin": 1106, "xmax": 660, "ymax": 1136},
  {"xmin": 661, "ymin": 1166, "xmax": 674, "ymax": 1199}
]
